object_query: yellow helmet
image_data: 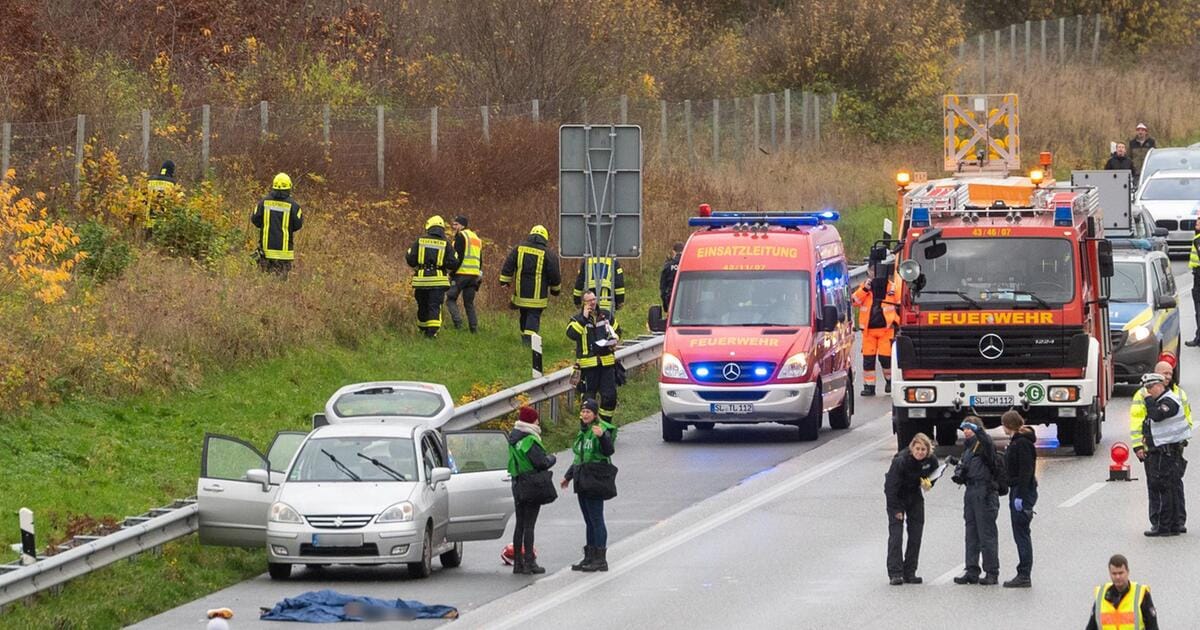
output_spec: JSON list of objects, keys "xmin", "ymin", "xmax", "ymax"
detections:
[
  {"xmin": 425, "ymin": 215, "xmax": 446, "ymax": 230},
  {"xmin": 530, "ymin": 224, "xmax": 549, "ymax": 240},
  {"xmin": 272, "ymin": 172, "xmax": 292, "ymax": 190}
]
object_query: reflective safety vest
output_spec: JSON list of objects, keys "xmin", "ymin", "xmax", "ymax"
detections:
[
  {"xmin": 457, "ymin": 228, "xmax": 483, "ymax": 277},
  {"xmin": 500, "ymin": 242, "xmax": 561, "ymax": 309},
  {"xmin": 572, "ymin": 420, "xmax": 617, "ymax": 464},
  {"xmin": 507, "ymin": 433, "xmax": 542, "ymax": 476},
  {"xmin": 573, "ymin": 257, "xmax": 625, "ymax": 311},
  {"xmin": 259, "ymin": 199, "xmax": 302, "ymax": 260},
  {"xmin": 145, "ymin": 177, "xmax": 177, "ymax": 227},
  {"xmin": 1190, "ymin": 233, "xmax": 1200, "ymax": 269},
  {"xmin": 411, "ymin": 237, "xmax": 452, "ymax": 288},
  {"xmin": 567, "ymin": 313, "xmax": 622, "ymax": 368},
  {"xmin": 1147, "ymin": 390, "xmax": 1191, "ymax": 447},
  {"xmin": 1130, "ymin": 385, "xmax": 1192, "ymax": 450},
  {"xmin": 1093, "ymin": 581, "xmax": 1148, "ymax": 630},
  {"xmin": 851, "ymin": 279, "xmax": 899, "ymax": 330}
]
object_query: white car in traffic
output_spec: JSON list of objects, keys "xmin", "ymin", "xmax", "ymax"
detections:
[{"xmin": 1134, "ymin": 169, "xmax": 1200, "ymax": 257}]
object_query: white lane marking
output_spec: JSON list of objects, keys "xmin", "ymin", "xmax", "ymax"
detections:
[
  {"xmin": 475, "ymin": 422, "xmax": 894, "ymax": 629},
  {"xmin": 1059, "ymin": 481, "xmax": 1108, "ymax": 508},
  {"xmin": 933, "ymin": 564, "xmax": 966, "ymax": 586}
]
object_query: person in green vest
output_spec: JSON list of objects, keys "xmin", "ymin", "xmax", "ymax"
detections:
[
  {"xmin": 447, "ymin": 215, "xmax": 483, "ymax": 333},
  {"xmin": 560, "ymin": 398, "xmax": 617, "ymax": 572},
  {"xmin": 507, "ymin": 406, "xmax": 556, "ymax": 575}
]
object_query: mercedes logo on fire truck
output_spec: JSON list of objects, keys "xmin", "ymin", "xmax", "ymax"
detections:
[
  {"xmin": 978, "ymin": 334, "xmax": 1005, "ymax": 360},
  {"xmin": 722, "ymin": 363, "xmax": 742, "ymax": 381}
]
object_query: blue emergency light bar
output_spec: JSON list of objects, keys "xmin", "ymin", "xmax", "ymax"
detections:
[
  {"xmin": 1053, "ymin": 205, "xmax": 1073, "ymax": 226},
  {"xmin": 687, "ymin": 210, "xmax": 839, "ymax": 228},
  {"xmin": 910, "ymin": 207, "xmax": 931, "ymax": 227}
]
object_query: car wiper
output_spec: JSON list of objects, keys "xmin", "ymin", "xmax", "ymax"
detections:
[
  {"xmin": 1004, "ymin": 289, "xmax": 1052, "ymax": 309},
  {"xmin": 357, "ymin": 452, "xmax": 407, "ymax": 481},
  {"xmin": 916, "ymin": 290, "xmax": 982, "ymax": 309},
  {"xmin": 320, "ymin": 449, "xmax": 362, "ymax": 481}
]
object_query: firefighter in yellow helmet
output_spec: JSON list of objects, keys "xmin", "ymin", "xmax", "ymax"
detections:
[
  {"xmin": 500, "ymin": 225, "xmax": 562, "ymax": 345},
  {"xmin": 446, "ymin": 215, "xmax": 483, "ymax": 333},
  {"xmin": 250, "ymin": 173, "xmax": 304, "ymax": 277},
  {"xmin": 406, "ymin": 215, "xmax": 460, "ymax": 338},
  {"xmin": 145, "ymin": 159, "xmax": 178, "ymax": 236}
]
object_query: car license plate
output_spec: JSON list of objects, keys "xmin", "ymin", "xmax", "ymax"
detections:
[
  {"xmin": 312, "ymin": 533, "xmax": 364, "ymax": 547},
  {"xmin": 710, "ymin": 403, "xmax": 754, "ymax": 414},
  {"xmin": 970, "ymin": 395, "xmax": 1014, "ymax": 407}
]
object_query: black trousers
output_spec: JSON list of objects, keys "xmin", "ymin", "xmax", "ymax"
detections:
[
  {"xmin": 886, "ymin": 496, "xmax": 924, "ymax": 578},
  {"xmin": 581, "ymin": 365, "xmax": 618, "ymax": 422},
  {"xmin": 963, "ymin": 485, "xmax": 1000, "ymax": 577},
  {"xmin": 512, "ymin": 501, "xmax": 541, "ymax": 558},
  {"xmin": 445, "ymin": 275, "xmax": 480, "ymax": 331},
  {"xmin": 518, "ymin": 308, "xmax": 543, "ymax": 343},
  {"xmin": 258, "ymin": 258, "xmax": 292, "ymax": 278},
  {"xmin": 1009, "ymin": 487, "xmax": 1037, "ymax": 578},
  {"xmin": 414, "ymin": 287, "xmax": 446, "ymax": 337},
  {"xmin": 1147, "ymin": 448, "xmax": 1187, "ymax": 531},
  {"xmin": 1192, "ymin": 270, "xmax": 1200, "ymax": 340}
]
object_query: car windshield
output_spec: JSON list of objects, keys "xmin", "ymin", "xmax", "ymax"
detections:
[
  {"xmin": 287, "ymin": 436, "xmax": 417, "ymax": 482},
  {"xmin": 1141, "ymin": 150, "xmax": 1200, "ymax": 184},
  {"xmin": 670, "ymin": 270, "xmax": 811, "ymax": 326},
  {"xmin": 332, "ymin": 387, "xmax": 444, "ymax": 418},
  {"xmin": 913, "ymin": 238, "xmax": 1075, "ymax": 307},
  {"xmin": 1109, "ymin": 261, "xmax": 1147, "ymax": 303},
  {"xmin": 1139, "ymin": 177, "xmax": 1200, "ymax": 201}
]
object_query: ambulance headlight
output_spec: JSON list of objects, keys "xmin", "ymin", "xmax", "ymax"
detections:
[
  {"xmin": 1127, "ymin": 325, "xmax": 1151, "ymax": 344},
  {"xmin": 662, "ymin": 353, "xmax": 686, "ymax": 379},
  {"xmin": 778, "ymin": 353, "xmax": 809, "ymax": 379}
]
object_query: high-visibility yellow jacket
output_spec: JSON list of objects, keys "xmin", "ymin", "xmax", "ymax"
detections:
[
  {"xmin": 250, "ymin": 192, "xmax": 304, "ymax": 260},
  {"xmin": 851, "ymin": 278, "xmax": 899, "ymax": 330},
  {"xmin": 405, "ymin": 226, "xmax": 459, "ymax": 288},
  {"xmin": 567, "ymin": 311, "xmax": 622, "ymax": 368},
  {"xmin": 1092, "ymin": 581, "xmax": 1150, "ymax": 630},
  {"xmin": 573, "ymin": 257, "xmax": 625, "ymax": 311},
  {"xmin": 499, "ymin": 235, "xmax": 562, "ymax": 308},
  {"xmin": 454, "ymin": 228, "xmax": 483, "ymax": 277},
  {"xmin": 1130, "ymin": 384, "xmax": 1193, "ymax": 450}
]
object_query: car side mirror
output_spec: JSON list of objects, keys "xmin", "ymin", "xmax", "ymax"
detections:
[
  {"xmin": 923, "ymin": 241, "xmax": 947, "ymax": 260},
  {"xmin": 1097, "ymin": 240, "xmax": 1114, "ymax": 278},
  {"xmin": 1156, "ymin": 295, "xmax": 1177, "ymax": 310},
  {"xmin": 246, "ymin": 468, "xmax": 271, "ymax": 492},
  {"xmin": 647, "ymin": 305, "xmax": 666, "ymax": 333},
  {"xmin": 312, "ymin": 413, "xmax": 328, "ymax": 429},
  {"xmin": 820, "ymin": 305, "xmax": 839, "ymax": 332},
  {"xmin": 430, "ymin": 467, "xmax": 452, "ymax": 484},
  {"xmin": 1153, "ymin": 227, "xmax": 1169, "ymax": 237}
]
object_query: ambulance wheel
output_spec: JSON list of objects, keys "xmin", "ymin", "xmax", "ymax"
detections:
[
  {"xmin": 796, "ymin": 383, "xmax": 822, "ymax": 441},
  {"xmin": 936, "ymin": 421, "xmax": 958, "ymax": 447},
  {"xmin": 661, "ymin": 414, "xmax": 684, "ymax": 442},
  {"xmin": 828, "ymin": 372, "xmax": 853, "ymax": 430},
  {"xmin": 1073, "ymin": 403, "xmax": 1098, "ymax": 456}
]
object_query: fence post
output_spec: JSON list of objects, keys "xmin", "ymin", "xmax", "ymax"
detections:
[
  {"xmin": 481, "ymin": 105, "xmax": 490, "ymax": 144},
  {"xmin": 801, "ymin": 91, "xmax": 810, "ymax": 141},
  {"xmin": 322, "ymin": 104, "xmax": 331, "ymax": 151},
  {"xmin": 1, "ymin": 122, "xmax": 10, "ymax": 182},
  {"xmin": 752, "ymin": 94, "xmax": 761, "ymax": 155},
  {"xmin": 376, "ymin": 105, "xmax": 385, "ymax": 189},
  {"xmin": 977, "ymin": 33, "xmax": 986, "ymax": 92},
  {"xmin": 733, "ymin": 97, "xmax": 742, "ymax": 158},
  {"xmin": 993, "ymin": 29, "xmax": 1001, "ymax": 78},
  {"xmin": 1025, "ymin": 20, "xmax": 1031, "ymax": 67},
  {"xmin": 1075, "ymin": 14, "xmax": 1083, "ymax": 59},
  {"xmin": 620, "ymin": 95, "xmax": 628, "ymax": 125},
  {"xmin": 73, "ymin": 114, "xmax": 85, "ymax": 205},
  {"xmin": 1092, "ymin": 17, "xmax": 1101, "ymax": 64},
  {"xmin": 581, "ymin": 99, "xmax": 588, "ymax": 124},
  {"xmin": 19, "ymin": 508, "xmax": 35, "ymax": 566},
  {"xmin": 712, "ymin": 98, "xmax": 720, "ymax": 163},
  {"xmin": 957, "ymin": 41, "xmax": 965, "ymax": 91},
  {"xmin": 201, "ymin": 105, "xmax": 210, "ymax": 177},
  {"xmin": 784, "ymin": 88, "xmax": 792, "ymax": 149},
  {"xmin": 659, "ymin": 100, "xmax": 668, "ymax": 162},
  {"xmin": 684, "ymin": 98, "xmax": 694, "ymax": 167},
  {"xmin": 532, "ymin": 99, "xmax": 540, "ymax": 123},
  {"xmin": 1040, "ymin": 19, "xmax": 1047, "ymax": 65},
  {"xmin": 813, "ymin": 95, "xmax": 821, "ymax": 148},
  {"xmin": 140, "ymin": 110, "xmax": 150, "ymax": 172},
  {"xmin": 430, "ymin": 106, "xmax": 438, "ymax": 160},
  {"xmin": 1010, "ymin": 24, "xmax": 1017, "ymax": 63},
  {"xmin": 1058, "ymin": 17, "xmax": 1066, "ymax": 64},
  {"xmin": 768, "ymin": 92, "xmax": 777, "ymax": 152},
  {"xmin": 259, "ymin": 100, "xmax": 269, "ymax": 137}
]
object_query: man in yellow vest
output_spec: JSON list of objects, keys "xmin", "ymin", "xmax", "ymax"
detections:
[
  {"xmin": 1085, "ymin": 553, "xmax": 1158, "ymax": 629},
  {"xmin": 250, "ymin": 173, "xmax": 303, "ymax": 277},
  {"xmin": 1184, "ymin": 222, "xmax": 1200, "ymax": 346},
  {"xmin": 405, "ymin": 215, "xmax": 460, "ymax": 338},
  {"xmin": 499, "ymin": 225, "xmax": 562, "ymax": 346},
  {"xmin": 1131, "ymin": 357, "xmax": 1192, "ymax": 534},
  {"xmin": 145, "ymin": 159, "xmax": 178, "ymax": 235},
  {"xmin": 446, "ymin": 215, "xmax": 483, "ymax": 333},
  {"xmin": 573, "ymin": 256, "xmax": 625, "ymax": 315}
]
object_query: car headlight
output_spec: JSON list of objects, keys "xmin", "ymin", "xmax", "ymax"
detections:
[
  {"xmin": 778, "ymin": 353, "xmax": 809, "ymax": 379},
  {"xmin": 269, "ymin": 502, "xmax": 303, "ymax": 524},
  {"xmin": 376, "ymin": 501, "xmax": 415, "ymax": 524},
  {"xmin": 1127, "ymin": 325, "xmax": 1151, "ymax": 343},
  {"xmin": 661, "ymin": 353, "xmax": 686, "ymax": 379}
]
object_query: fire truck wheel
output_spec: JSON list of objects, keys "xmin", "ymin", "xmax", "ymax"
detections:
[
  {"xmin": 935, "ymin": 421, "xmax": 958, "ymax": 447},
  {"xmin": 828, "ymin": 372, "xmax": 853, "ymax": 430},
  {"xmin": 893, "ymin": 407, "xmax": 915, "ymax": 451},
  {"xmin": 1057, "ymin": 420, "xmax": 1075, "ymax": 445},
  {"xmin": 661, "ymin": 414, "xmax": 684, "ymax": 442},
  {"xmin": 1072, "ymin": 403, "xmax": 1099, "ymax": 456},
  {"xmin": 796, "ymin": 382, "xmax": 822, "ymax": 441}
]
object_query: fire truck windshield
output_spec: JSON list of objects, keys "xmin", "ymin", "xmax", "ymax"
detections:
[
  {"xmin": 913, "ymin": 238, "xmax": 1075, "ymax": 307},
  {"xmin": 671, "ymin": 270, "xmax": 811, "ymax": 326}
]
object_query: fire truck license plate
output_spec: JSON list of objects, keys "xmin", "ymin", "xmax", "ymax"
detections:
[
  {"xmin": 711, "ymin": 403, "xmax": 754, "ymax": 414},
  {"xmin": 970, "ymin": 395, "xmax": 1013, "ymax": 407}
]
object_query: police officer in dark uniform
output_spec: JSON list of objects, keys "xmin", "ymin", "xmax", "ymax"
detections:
[
  {"xmin": 568, "ymin": 290, "xmax": 621, "ymax": 424},
  {"xmin": 250, "ymin": 173, "xmax": 304, "ymax": 277},
  {"xmin": 499, "ymin": 225, "xmax": 562, "ymax": 345},
  {"xmin": 660, "ymin": 241, "xmax": 683, "ymax": 309},
  {"xmin": 1138, "ymin": 372, "xmax": 1191, "ymax": 536},
  {"xmin": 405, "ymin": 215, "xmax": 460, "ymax": 338},
  {"xmin": 573, "ymin": 256, "xmax": 625, "ymax": 314},
  {"xmin": 952, "ymin": 418, "xmax": 1000, "ymax": 586}
]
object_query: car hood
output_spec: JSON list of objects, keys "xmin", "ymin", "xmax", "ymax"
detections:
[
  {"xmin": 666, "ymin": 326, "xmax": 811, "ymax": 365},
  {"xmin": 278, "ymin": 481, "xmax": 416, "ymax": 516},
  {"xmin": 1139, "ymin": 200, "xmax": 1200, "ymax": 219},
  {"xmin": 1108, "ymin": 301, "xmax": 1153, "ymax": 329}
]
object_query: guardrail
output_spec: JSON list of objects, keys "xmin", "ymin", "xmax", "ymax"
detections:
[{"xmin": 0, "ymin": 263, "xmax": 868, "ymax": 608}]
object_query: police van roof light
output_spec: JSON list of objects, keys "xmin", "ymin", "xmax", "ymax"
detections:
[
  {"xmin": 1053, "ymin": 205, "xmax": 1073, "ymax": 226},
  {"xmin": 910, "ymin": 207, "xmax": 931, "ymax": 227}
]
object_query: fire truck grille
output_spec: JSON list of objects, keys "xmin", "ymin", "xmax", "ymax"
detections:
[{"xmin": 904, "ymin": 326, "xmax": 1085, "ymax": 370}]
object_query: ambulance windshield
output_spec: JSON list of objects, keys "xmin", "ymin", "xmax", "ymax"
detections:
[
  {"xmin": 671, "ymin": 270, "xmax": 811, "ymax": 326},
  {"xmin": 913, "ymin": 238, "xmax": 1075, "ymax": 307}
]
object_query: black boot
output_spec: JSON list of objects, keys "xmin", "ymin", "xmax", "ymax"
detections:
[
  {"xmin": 1003, "ymin": 575, "xmax": 1032, "ymax": 588},
  {"xmin": 512, "ymin": 552, "xmax": 527, "ymax": 575},
  {"xmin": 884, "ymin": 380, "xmax": 892, "ymax": 394},
  {"xmin": 571, "ymin": 546, "xmax": 593, "ymax": 571},
  {"xmin": 582, "ymin": 547, "xmax": 608, "ymax": 572},
  {"xmin": 861, "ymin": 383, "xmax": 876, "ymax": 397},
  {"xmin": 524, "ymin": 551, "xmax": 546, "ymax": 575},
  {"xmin": 1187, "ymin": 338, "xmax": 1200, "ymax": 347}
]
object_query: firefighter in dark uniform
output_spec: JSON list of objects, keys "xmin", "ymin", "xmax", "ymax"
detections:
[
  {"xmin": 145, "ymin": 159, "xmax": 177, "ymax": 235},
  {"xmin": 1137, "ymin": 372, "xmax": 1191, "ymax": 537},
  {"xmin": 568, "ymin": 290, "xmax": 621, "ymax": 424},
  {"xmin": 405, "ymin": 215, "xmax": 459, "ymax": 338},
  {"xmin": 446, "ymin": 215, "xmax": 483, "ymax": 333},
  {"xmin": 250, "ymin": 173, "xmax": 304, "ymax": 277},
  {"xmin": 499, "ymin": 225, "xmax": 562, "ymax": 345},
  {"xmin": 659, "ymin": 241, "xmax": 683, "ymax": 309},
  {"xmin": 573, "ymin": 256, "xmax": 625, "ymax": 314},
  {"xmin": 1185, "ymin": 222, "xmax": 1200, "ymax": 347}
]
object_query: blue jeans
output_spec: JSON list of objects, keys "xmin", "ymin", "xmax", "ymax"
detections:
[{"xmin": 578, "ymin": 495, "xmax": 607, "ymax": 548}]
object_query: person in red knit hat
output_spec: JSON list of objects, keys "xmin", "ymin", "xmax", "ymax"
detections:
[{"xmin": 506, "ymin": 406, "xmax": 557, "ymax": 574}]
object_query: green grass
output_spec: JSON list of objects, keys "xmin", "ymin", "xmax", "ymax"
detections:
[{"xmin": 0, "ymin": 271, "xmax": 666, "ymax": 628}]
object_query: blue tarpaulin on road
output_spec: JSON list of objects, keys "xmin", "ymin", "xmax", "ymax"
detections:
[{"xmin": 259, "ymin": 589, "xmax": 458, "ymax": 622}]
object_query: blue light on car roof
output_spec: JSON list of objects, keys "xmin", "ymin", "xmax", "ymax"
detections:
[{"xmin": 688, "ymin": 210, "xmax": 840, "ymax": 228}]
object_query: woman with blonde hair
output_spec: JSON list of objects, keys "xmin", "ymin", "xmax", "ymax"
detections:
[{"xmin": 884, "ymin": 432, "xmax": 939, "ymax": 585}]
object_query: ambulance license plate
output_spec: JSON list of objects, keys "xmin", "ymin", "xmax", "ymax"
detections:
[
  {"xmin": 312, "ymin": 533, "xmax": 363, "ymax": 547},
  {"xmin": 711, "ymin": 403, "xmax": 754, "ymax": 414},
  {"xmin": 970, "ymin": 395, "xmax": 1013, "ymax": 407}
]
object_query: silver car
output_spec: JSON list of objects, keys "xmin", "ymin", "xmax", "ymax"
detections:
[
  {"xmin": 1134, "ymin": 169, "xmax": 1200, "ymax": 257},
  {"xmin": 197, "ymin": 389, "xmax": 514, "ymax": 579}
]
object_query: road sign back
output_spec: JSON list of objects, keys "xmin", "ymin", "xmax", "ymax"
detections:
[{"xmin": 559, "ymin": 125, "xmax": 642, "ymax": 259}]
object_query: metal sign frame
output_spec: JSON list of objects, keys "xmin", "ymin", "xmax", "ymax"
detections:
[
  {"xmin": 943, "ymin": 93, "xmax": 1020, "ymax": 173},
  {"xmin": 558, "ymin": 125, "xmax": 643, "ymax": 262}
]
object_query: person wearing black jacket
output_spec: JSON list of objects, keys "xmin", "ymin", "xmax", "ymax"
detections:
[
  {"xmin": 1001, "ymin": 410, "xmax": 1037, "ymax": 588},
  {"xmin": 952, "ymin": 417, "xmax": 1000, "ymax": 585},
  {"xmin": 883, "ymin": 433, "xmax": 939, "ymax": 585},
  {"xmin": 659, "ymin": 242, "xmax": 683, "ymax": 309},
  {"xmin": 1104, "ymin": 143, "xmax": 1138, "ymax": 178},
  {"xmin": 507, "ymin": 406, "xmax": 556, "ymax": 575}
]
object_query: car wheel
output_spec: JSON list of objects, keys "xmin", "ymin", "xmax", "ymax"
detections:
[
  {"xmin": 796, "ymin": 382, "xmax": 822, "ymax": 441},
  {"xmin": 440, "ymin": 541, "xmax": 464, "ymax": 569},
  {"xmin": 407, "ymin": 525, "xmax": 433, "ymax": 579},
  {"xmin": 828, "ymin": 372, "xmax": 853, "ymax": 430},
  {"xmin": 268, "ymin": 562, "xmax": 292, "ymax": 580},
  {"xmin": 693, "ymin": 422, "xmax": 715, "ymax": 431},
  {"xmin": 661, "ymin": 414, "xmax": 684, "ymax": 442}
]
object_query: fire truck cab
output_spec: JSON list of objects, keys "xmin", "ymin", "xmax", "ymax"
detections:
[{"xmin": 659, "ymin": 210, "xmax": 855, "ymax": 442}]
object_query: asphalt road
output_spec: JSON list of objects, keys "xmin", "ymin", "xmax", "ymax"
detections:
[{"xmin": 138, "ymin": 262, "xmax": 1199, "ymax": 629}]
